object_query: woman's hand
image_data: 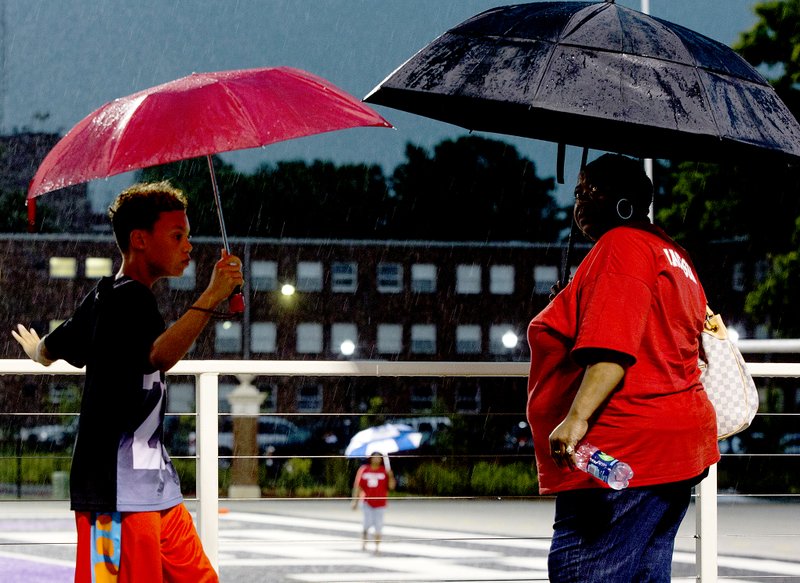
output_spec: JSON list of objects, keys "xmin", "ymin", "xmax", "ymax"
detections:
[
  {"xmin": 549, "ymin": 415, "xmax": 588, "ymax": 470},
  {"xmin": 549, "ymin": 360, "xmax": 627, "ymax": 469}
]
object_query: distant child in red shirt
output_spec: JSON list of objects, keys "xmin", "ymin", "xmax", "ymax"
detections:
[{"xmin": 351, "ymin": 452, "xmax": 396, "ymax": 553}]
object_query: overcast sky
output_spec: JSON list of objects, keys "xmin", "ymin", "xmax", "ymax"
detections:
[{"xmin": 2, "ymin": 0, "xmax": 761, "ymax": 209}]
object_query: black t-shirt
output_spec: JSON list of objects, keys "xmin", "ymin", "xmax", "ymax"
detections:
[{"xmin": 45, "ymin": 276, "xmax": 183, "ymax": 512}]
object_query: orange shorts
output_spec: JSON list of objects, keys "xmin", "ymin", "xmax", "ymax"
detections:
[{"xmin": 74, "ymin": 503, "xmax": 218, "ymax": 583}]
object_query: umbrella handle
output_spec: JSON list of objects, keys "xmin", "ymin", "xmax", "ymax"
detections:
[
  {"xmin": 229, "ymin": 288, "xmax": 245, "ymax": 313},
  {"xmin": 207, "ymin": 155, "xmax": 245, "ymax": 314}
]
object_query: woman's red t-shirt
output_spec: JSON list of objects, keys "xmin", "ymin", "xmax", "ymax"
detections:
[{"xmin": 527, "ymin": 224, "xmax": 720, "ymax": 494}]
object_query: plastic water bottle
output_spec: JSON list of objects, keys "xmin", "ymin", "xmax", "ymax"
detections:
[{"xmin": 573, "ymin": 442, "xmax": 633, "ymax": 490}]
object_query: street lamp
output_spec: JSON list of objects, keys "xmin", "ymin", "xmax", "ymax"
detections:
[
  {"xmin": 340, "ymin": 339, "xmax": 356, "ymax": 356},
  {"xmin": 502, "ymin": 330, "xmax": 519, "ymax": 349}
]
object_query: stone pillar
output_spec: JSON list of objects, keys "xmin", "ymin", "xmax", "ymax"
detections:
[{"xmin": 226, "ymin": 374, "xmax": 266, "ymax": 498}]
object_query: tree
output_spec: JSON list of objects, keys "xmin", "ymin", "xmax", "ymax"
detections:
[
  {"xmin": 138, "ymin": 156, "xmax": 391, "ymax": 239},
  {"xmin": 735, "ymin": 0, "xmax": 800, "ymax": 114},
  {"xmin": 733, "ymin": 0, "xmax": 800, "ymax": 334},
  {"xmin": 745, "ymin": 236, "xmax": 800, "ymax": 337},
  {"xmin": 0, "ymin": 189, "xmax": 29, "ymax": 232},
  {"xmin": 390, "ymin": 136, "xmax": 560, "ymax": 241},
  {"xmin": 653, "ymin": 0, "xmax": 800, "ymax": 335}
]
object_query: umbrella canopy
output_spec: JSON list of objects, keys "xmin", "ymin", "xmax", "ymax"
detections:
[
  {"xmin": 29, "ymin": 66, "xmax": 393, "ymax": 198},
  {"xmin": 345, "ymin": 423, "xmax": 424, "ymax": 458},
  {"xmin": 365, "ymin": 0, "xmax": 800, "ymax": 164}
]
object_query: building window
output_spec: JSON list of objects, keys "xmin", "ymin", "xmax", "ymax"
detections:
[
  {"xmin": 167, "ymin": 382, "xmax": 195, "ymax": 414},
  {"xmin": 377, "ymin": 262, "xmax": 403, "ymax": 293},
  {"xmin": 732, "ymin": 262, "xmax": 745, "ymax": 292},
  {"xmin": 411, "ymin": 263, "xmax": 437, "ymax": 293},
  {"xmin": 411, "ymin": 324, "xmax": 436, "ymax": 354},
  {"xmin": 456, "ymin": 264, "xmax": 481, "ymax": 294},
  {"xmin": 49, "ymin": 257, "xmax": 77, "ymax": 279},
  {"xmin": 456, "ymin": 385, "xmax": 482, "ymax": 413},
  {"xmin": 534, "ymin": 265, "xmax": 558, "ymax": 295},
  {"xmin": 297, "ymin": 384, "xmax": 323, "ymax": 412},
  {"xmin": 251, "ymin": 260, "xmax": 278, "ymax": 292},
  {"xmin": 297, "ymin": 323, "xmax": 323, "ymax": 354},
  {"xmin": 170, "ymin": 260, "xmax": 196, "ymax": 290},
  {"xmin": 410, "ymin": 385, "xmax": 436, "ymax": 411},
  {"xmin": 215, "ymin": 321, "xmax": 242, "ymax": 353},
  {"xmin": 297, "ymin": 261, "xmax": 323, "ymax": 292},
  {"xmin": 85, "ymin": 257, "xmax": 113, "ymax": 278},
  {"xmin": 754, "ymin": 259, "xmax": 769, "ymax": 284},
  {"xmin": 218, "ymin": 382, "xmax": 236, "ymax": 413},
  {"xmin": 456, "ymin": 325, "xmax": 482, "ymax": 354},
  {"xmin": 331, "ymin": 262, "xmax": 358, "ymax": 293},
  {"xmin": 251, "ymin": 322, "xmax": 277, "ymax": 353},
  {"xmin": 490, "ymin": 324, "xmax": 519, "ymax": 354},
  {"xmin": 490, "ymin": 265, "xmax": 515, "ymax": 295},
  {"xmin": 331, "ymin": 323, "xmax": 358, "ymax": 356},
  {"xmin": 258, "ymin": 382, "xmax": 278, "ymax": 412},
  {"xmin": 377, "ymin": 324, "xmax": 402, "ymax": 355}
]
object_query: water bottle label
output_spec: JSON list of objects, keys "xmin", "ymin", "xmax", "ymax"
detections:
[{"xmin": 586, "ymin": 450, "xmax": 619, "ymax": 483}]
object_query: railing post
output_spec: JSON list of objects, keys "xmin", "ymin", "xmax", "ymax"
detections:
[
  {"xmin": 696, "ymin": 463, "xmax": 718, "ymax": 583},
  {"xmin": 196, "ymin": 372, "xmax": 220, "ymax": 570}
]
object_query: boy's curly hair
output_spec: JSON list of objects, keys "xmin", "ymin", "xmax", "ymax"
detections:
[{"xmin": 108, "ymin": 181, "xmax": 188, "ymax": 252}]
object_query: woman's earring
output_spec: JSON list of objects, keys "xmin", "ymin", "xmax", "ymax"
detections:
[{"xmin": 616, "ymin": 198, "xmax": 633, "ymax": 220}]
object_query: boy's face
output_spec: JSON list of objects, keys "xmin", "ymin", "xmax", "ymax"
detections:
[{"xmin": 141, "ymin": 210, "xmax": 192, "ymax": 278}]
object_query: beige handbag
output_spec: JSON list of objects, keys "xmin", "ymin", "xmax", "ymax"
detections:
[{"xmin": 699, "ymin": 306, "xmax": 759, "ymax": 439}]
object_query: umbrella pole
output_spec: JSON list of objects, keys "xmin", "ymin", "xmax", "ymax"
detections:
[
  {"xmin": 559, "ymin": 148, "xmax": 588, "ymax": 286},
  {"xmin": 206, "ymin": 155, "xmax": 231, "ymax": 254},
  {"xmin": 206, "ymin": 155, "xmax": 245, "ymax": 313}
]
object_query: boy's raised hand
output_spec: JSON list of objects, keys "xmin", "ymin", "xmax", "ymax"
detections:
[
  {"xmin": 205, "ymin": 249, "xmax": 245, "ymax": 306},
  {"xmin": 11, "ymin": 324, "xmax": 43, "ymax": 362}
]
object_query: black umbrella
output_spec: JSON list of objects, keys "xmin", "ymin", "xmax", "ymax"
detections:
[{"xmin": 365, "ymin": 0, "xmax": 800, "ymax": 165}]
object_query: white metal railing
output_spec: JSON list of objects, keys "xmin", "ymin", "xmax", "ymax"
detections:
[{"xmin": 2, "ymin": 352, "xmax": 799, "ymax": 583}]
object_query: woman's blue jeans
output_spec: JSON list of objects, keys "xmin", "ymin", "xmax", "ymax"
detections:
[{"xmin": 548, "ymin": 481, "xmax": 692, "ymax": 583}]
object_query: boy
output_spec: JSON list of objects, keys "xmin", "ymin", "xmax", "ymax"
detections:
[
  {"xmin": 351, "ymin": 452, "xmax": 396, "ymax": 553},
  {"xmin": 12, "ymin": 181, "xmax": 243, "ymax": 582}
]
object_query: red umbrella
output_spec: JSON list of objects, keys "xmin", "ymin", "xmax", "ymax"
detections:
[{"xmin": 28, "ymin": 66, "xmax": 393, "ymax": 310}]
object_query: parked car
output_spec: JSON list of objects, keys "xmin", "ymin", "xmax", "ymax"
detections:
[
  {"xmin": 218, "ymin": 415, "xmax": 311, "ymax": 455},
  {"xmin": 779, "ymin": 433, "xmax": 800, "ymax": 454},
  {"xmin": 503, "ymin": 420, "xmax": 534, "ymax": 453},
  {"xmin": 20, "ymin": 418, "xmax": 78, "ymax": 450},
  {"xmin": 387, "ymin": 416, "xmax": 452, "ymax": 438},
  {"xmin": 187, "ymin": 415, "xmax": 312, "ymax": 468}
]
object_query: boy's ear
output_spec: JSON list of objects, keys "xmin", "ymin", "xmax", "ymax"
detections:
[{"xmin": 129, "ymin": 229, "xmax": 147, "ymax": 251}]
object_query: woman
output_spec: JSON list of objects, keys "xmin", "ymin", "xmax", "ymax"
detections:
[{"xmin": 527, "ymin": 154, "xmax": 719, "ymax": 582}]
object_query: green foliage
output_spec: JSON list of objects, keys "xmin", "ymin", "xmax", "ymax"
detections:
[
  {"xmin": 470, "ymin": 462, "xmax": 538, "ymax": 497},
  {"xmin": 391, "ymin": 136, "xmax": 560, "ymax": 241},
  {"xmin": 0, "ymin": 189, "xmax": 30, "ymax": 232},
  {"xmin": 0, "ymin": 455, "xmax": 70, "ymax": 487},
  {"xmin": 735, "ymin": 0, "xmax": 800, "ymax": 112},
  {"xmin": 276, "ymin": 457, "xmax": 316, "ymax": 493},
  {"xmin": 320, "ymin": 457, "xmax": 353, "ymax": 496},
  {"xmin": 745, "ymin": 249, "xmax": 800, "ymax": 336},
  {"xmin": 136, "ymin": 136, "xmax": 560, "ymax": 243},
  {"xmin": 653, "ymin": 2, "xmax": 800, "ymax": 337},
  {"xmin": 358, "ymin": 396, "xmax": 388, "ymax": 430},
  {"xmin": 408, "ymin": 461, "xmax": 470, "ymax": 496},
  {"xmin": 407, "ymin": 460, "xmax": 538, "ymax": 497}
]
